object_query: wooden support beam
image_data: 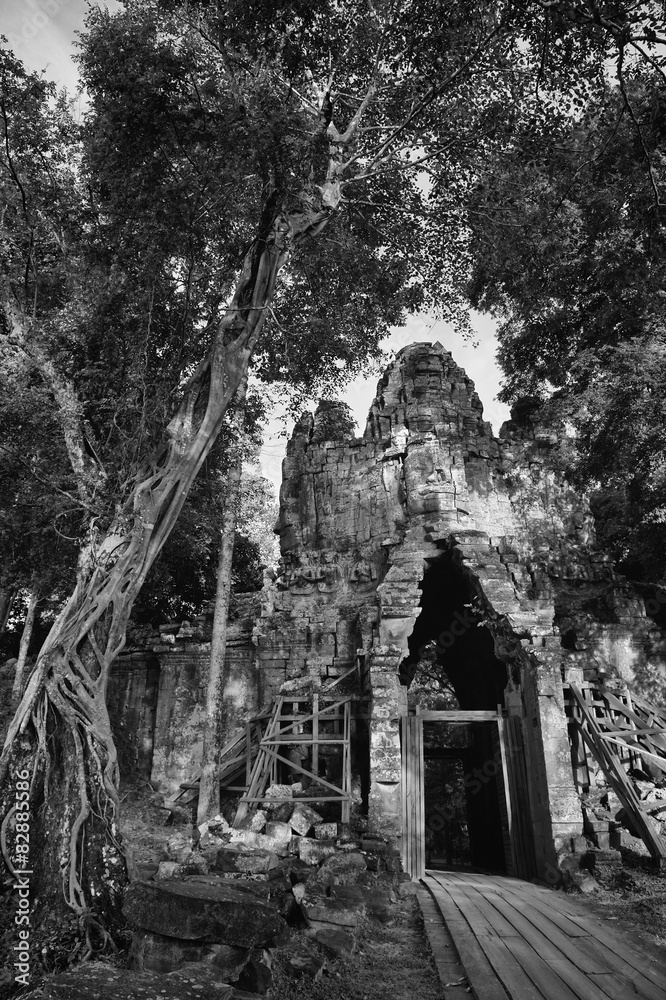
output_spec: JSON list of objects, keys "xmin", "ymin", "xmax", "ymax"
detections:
[
  {"xmin": 417, "ymin": 710, "xmax": 501, "ymax": 721},
  {"xmin": 312, "ymin": 692, "xmax": 319, "ymax": 780},
  {"xmin": 568, "ymin": 684, "xmax": 666, "ymax": 863}
]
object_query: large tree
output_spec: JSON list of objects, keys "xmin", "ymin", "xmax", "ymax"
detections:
[
  {"xmin": 0, "ymin": 0, "xmax": 646, "ymax": 957},
  {"xmin": 464, "ymin": 49, "xmax": 666, "ymax": 580}
]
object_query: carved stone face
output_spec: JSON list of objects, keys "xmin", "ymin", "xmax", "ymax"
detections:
[{"xmin": 273, "ymin": 509, "xmax": 298, "ymax": 553}]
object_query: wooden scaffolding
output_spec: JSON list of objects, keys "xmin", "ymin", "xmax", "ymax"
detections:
[
  {"xmin": 170, "ymin": 706, "xmax": 273, "ymax": 813},
  {"xmin": 172, "ymin": 667, "xmax": 366, "ymax": 827},
  {"xmin": 233, "ymin": 688, "xmax": 357, "ymax": 827},
  {"xmin": 565, "ymin": 682, "xmax": 666, "ymax": 864}
]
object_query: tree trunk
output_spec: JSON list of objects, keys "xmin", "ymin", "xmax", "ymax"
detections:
[
  {"xmin": 0, "ymin": 586, "xmax": 16, "ymax": 639},
  {"xmin": 12, "ymin": 590, "xmax": 39, "ymax": 704},
  {"xmin": 197, "ymin": 379, "xmax": 247, "ymax": 825},
  {"xmin": 0, "ymin": 197, "xmax": 334, "ymax": 946}
]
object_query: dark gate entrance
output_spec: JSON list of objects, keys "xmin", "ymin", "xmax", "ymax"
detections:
[{"xmin": 401, "ymin": 710, "xmax": 537, "ymax": 881}]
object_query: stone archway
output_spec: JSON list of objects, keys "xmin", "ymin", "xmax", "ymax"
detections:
[
  {"xmin": 400, "ymin": 548, "xmax": 508, "ymax": 712},
  {"xmin": 397, "ymin": 550, "xmax": 515, "ymax": 875}
]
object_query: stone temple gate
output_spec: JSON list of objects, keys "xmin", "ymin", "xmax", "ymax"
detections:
[{"xmin": 110, "ymin": 342, "xmax": 666, "ymax": 880}]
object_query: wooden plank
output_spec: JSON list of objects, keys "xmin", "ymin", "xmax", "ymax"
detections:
[
  {"xmin": 480, "ymin": 890, "xmax": 666, "ymax": 1000},
  {"xmin": 261, "ymin": 736, "xmax": 347, "ymax": 744},
  {"xmin": 430, "ymin": 872, "xmax": 666, "ymax": 999},
  {"xmin": 439, "ymin": 876, "xmax": 602, "ymax": 964},
  {"xmin": 268, "ymin": 696, "xmax": 352, "ymax": 737},
  {"xmin": 423, "ymin": 882, "xmax": 510, "ymax": 1000},
  {"xmin": 596, "ymin": 735, "xmax": 666, "ymax": 771},
  {"xmin": 586, "ymin": 973, "xmax": 655, "ymax": 1000},
  {"xmin": 245, "ymin": 721, "xmax": 252, "ymax": 786},
  {"xmin": 500, "ymin": 936, "xmax": 590, "ymax": 1000},
  {"xmin": 428, "ymin": 875, "xmax": 522, "ymax": 939},
  {"xmin": 418, "ymin": 710, "xmax": 501, "ymax": 721},
  {"xmin": 497, "ymin": 717, "xmax": 517, "ymax": 877},
  {"xmin": 478, "ymin": 891, "xmax": 609, "ymax": 977},
  {"xmin": 493, "ymin": 887, "xmax": 666, "ymax": 991},
  {"xmin": 498, "ymin": 716, "xmax": 538, "ymax": 881},
  {"xmin": 321, "ymin": 665, "xmax": 357, "ymax": 692},
  {"xmin": 417, "ymin": 888, "xmax": 467, "ymax": 985},
  {"xmin": 493, "ymin": 721, "xmax": 514, "ymax": 876},
  {"xmin": 407, "ymin": 717, "xmax": 417, "ymax": 878},
  {"xmin": 462, "ymin": 878, "xmax": 592, "ymax": 939},
  {"xmin": 416, "ymin": 715, "xmax": 425, "ymax": 878},
  {"xmin": 342, "ymin": 699, "xmax": 351, "ymax": 824},
  {"xmin": 241, "ymin": 795, "xmax": 348, "ymax": 803},
  {"xmin": 401, "ymin": 717, "xmax": 408, "ymax": 875},
  {"xmin": 427, "ymin": 878, "xmax": 555, "ymax": 1000},
  {"xmin": 312, "ymin": 692, "xmax": 319, "ymax": 780},
  {"xmin": 406, "ymin": 718, "xmax": 415, "ymax": 877},
  {"xmin": 580, "ymin": 939, "xmax": 666, "ymax": 1000},
  {"xmin": 569, "ymin": 685, "xmax": 666, "ymax": 861},
  {"xmin": 257, "ymin": 745, "xmax": 351, "ymax": 798}
]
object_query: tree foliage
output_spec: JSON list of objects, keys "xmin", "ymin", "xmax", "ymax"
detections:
[
  {"xmin": 461, "ymin": 13, "xmax": 666, "ymax": 581},
  {"xmin": 2, "ymin": 0, "xmax": 660, "ymax": 955}
]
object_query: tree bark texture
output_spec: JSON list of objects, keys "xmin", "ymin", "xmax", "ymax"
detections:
[
  {"xmin": 197, "ymin": 378, "xmax": 247, "ymax": 825},
  {"xmin": 0, "ymin": 587, "xmax": 16, "ymax": 639},
  {"xmin": 12, "ymin": 590, "xmax": 39, "ymax": 705}
]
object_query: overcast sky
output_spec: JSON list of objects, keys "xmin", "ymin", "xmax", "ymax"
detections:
[{"xmin": 2, "ymin": 0, "xmax": 511, "ymax": 494}]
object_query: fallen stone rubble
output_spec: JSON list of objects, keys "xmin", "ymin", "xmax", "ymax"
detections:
[{"xmin": 20, "ymin": 791, "xmax": 414, "ymax": 999}]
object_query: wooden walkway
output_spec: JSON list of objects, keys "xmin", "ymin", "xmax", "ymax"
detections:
[{"xmin": 420, "ymin": 870, "xmax": 666, "ymax": 1000}]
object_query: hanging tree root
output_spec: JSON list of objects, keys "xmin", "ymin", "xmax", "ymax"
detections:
[{"xmin": 1, "ymin": 651, "xmax": 128, "ymax": 957}]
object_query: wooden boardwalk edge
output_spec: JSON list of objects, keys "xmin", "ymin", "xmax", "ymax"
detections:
[{"xmin": 420, "ymin": 871, "xmax": 666, "ymax": 1000}]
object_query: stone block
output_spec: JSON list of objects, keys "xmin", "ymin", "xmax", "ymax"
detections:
[
  {"xmin": 335, "ymin": 885, "xmax": 393, "ymax": 922},
  {"xmin": 397, "ymin": 880, "xmax": 421, "ymax": 897},
  {"xmin": 236, "ymin": 951, "xmax": 274, "ymax": 995},
  {"xmin": 271, "ymin": 801, "xmax": 295, "ymax": 823},
  {"xmin": 250, "ymin": 810, "xmax": 268, "ymax": 832},
  {"xmin": 11, "ymin": 962, "xmax": 243, "ymax": 999},
  {"xmin": 262, "ymin": 784, "xmax": 293, "ymax": 808},
  {"xmin": 284, "ymin": 952, "xmax": 326, "ymax": 980},
  {"xmin": 229, "ymin": 828, "xmax": 292, "ymax": 857},
  {"xmin": 314, "ymin": 928, "xmax": 356, "ymax": 958},
  {"xmin": 314, "ymin": 851, "xmax": 367, "ymax": 886},
  {"xmin": 130, "ymin": 929, "xmax": 250, "ymax": 977},
  {"xmin": 313, "ymin": 822, "xmax": 339, "ymax": 840},
  {"xmin": 264, "ymin": 821, "xmax": 292, "ymax": 850},
  {"xmin": 298, "ymin": 837, "xmax": 337, "ymax": 865},
  {"xmin": 290, "ymin": 804, "xmax": 323, "ymax": 836},
  {"xmin": 215, "ymin": 845, "xmax": 279, "ymax": 875},
  {"xmin": 123, "ymin": 879, "xmax": 287, "ymax": 948},
  {"xmin": 300, "ymin": 889, "xmax": 365, "ymax": 930},
  {"xmin": 286, "ymin": 858, "xmax": 312, "ymax": 885}
]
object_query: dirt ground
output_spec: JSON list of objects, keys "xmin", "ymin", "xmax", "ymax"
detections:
[
  {"xmin": 269, "ymin": 896, "xmax": 445, "ymax": 1000},
  {"xmin": 583, "ymin": 849, "xmax": 666, "ymax": 951}
]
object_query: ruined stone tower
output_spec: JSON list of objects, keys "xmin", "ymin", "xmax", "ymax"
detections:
[
  {"xmin": 253, "ymin": 342, "xmax": 666, "ymax": 874},
  {"xmin": 111, "ymin": 342, "xmax": 666, "ymax": 879}
]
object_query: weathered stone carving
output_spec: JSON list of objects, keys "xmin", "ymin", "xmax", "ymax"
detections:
[{"xmin": 110, "ymin": 342, "xmax": 666, "ymax": 878}]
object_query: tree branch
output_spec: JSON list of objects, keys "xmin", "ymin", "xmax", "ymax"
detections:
[
  {"xmin": 1, "ymin": 300, "xmax": 106, "ymax": 504},
  {"xmin": 347, "ymin": 20, "xmax": 506, "ymax": 179}
]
